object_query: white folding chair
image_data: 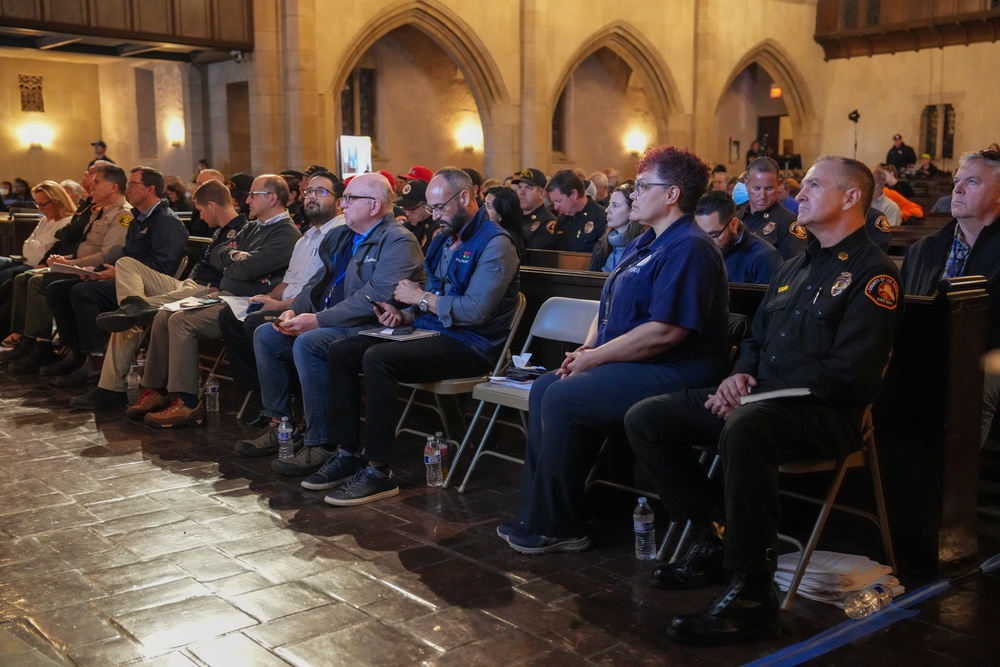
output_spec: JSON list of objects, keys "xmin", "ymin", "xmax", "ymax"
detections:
[{"xmin": 448, "ymin": 296, "xmax": 600, "ymax": 491}]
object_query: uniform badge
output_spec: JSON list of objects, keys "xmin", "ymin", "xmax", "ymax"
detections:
[
  {"xmin": 763, "ymin": 213, "xmax": 770, "ymax": 219},
  {"xmin": 226, "ymin": 229, "xmax": 236, "ymax": 239},
  {"xmin": 118, "ymin": 214, "xmax": 133, "ymax": 228},
  {"xmin": 865, "ymin": 275, "xmax": 899, "ymax": 309},
  {"xmin": 838, "ymin": 252, "xmax": 848, "ymax": 261},
  {"xmin": 789, "ymin": 223, "xmax": 807, "ymax": 239},
  {"xmin": 545, "ymin": 220, "xmax": 557, "ymax": 234},
  {"xmin": 530, "ymin": 221, "xmax": 540, "ymax": 233},
  {"xmin": 402, "ymin": 183, "xmax": 412, "ymax": 195},
  {"xmin": 830, "ymin": 271, "xmax": 852, "ymax": 297},
  {"xmin": 763, "ymin": 222, "xmax": 776, "ymax": 235},
  {"xmin": 520, "ymin": 169, "xmax": 534, "ymax": 179},
  {"xmin": 583, "ymin": 221, "xmax": 594, "ymax": 235},
  {"xmin": 874, "ymin": 215, "xmax": 890, "ymax": 233}
]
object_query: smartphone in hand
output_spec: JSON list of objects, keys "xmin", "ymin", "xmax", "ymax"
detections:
[{"xmin": 364, "ymin": 294, "xmax": 385, "ymax": 313}]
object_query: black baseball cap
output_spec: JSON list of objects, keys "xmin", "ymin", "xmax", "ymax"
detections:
[
  {"xmin": 394, "ymin": 179, "xmax": 428, "ymax": 208},
  {"xmin": 511, "ymin": 168, "xmax": 547, "ymax": 188}
]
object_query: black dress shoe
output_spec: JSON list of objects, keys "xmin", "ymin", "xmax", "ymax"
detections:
[
  {"xmin": 70, "ymin": 387, "xmax": 126, "ymax": 410},
  {"xmin": 667, "ymin": 575, "xmax": 780, "ymax": 647},
  {"xmin": 0, "ymin": 337, "xmax": 34, "ymax": 364},
  {"xmin": 39, "ymin": 349, "xmax": 84, "ymax": 377},
  {"xmin": 8, "ymin": 342, "xmax": 58, "ymax": 375},
  {"xmin": 54, "ymin": 364, "xmax": 101, "ymax": 387},
  {"xmin": 96, "ymin": 296, "xmax": 158, "ymax": 333},
  {"xmin": 652, "ymin": 529, "xmax": 725, "ymax": 590}
]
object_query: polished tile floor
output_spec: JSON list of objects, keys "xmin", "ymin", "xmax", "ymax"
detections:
[{"xmin": 1, "ymin": 372, "xmax": 998, "ymax": 666}]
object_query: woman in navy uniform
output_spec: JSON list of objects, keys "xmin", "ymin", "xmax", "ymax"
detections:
[{"xmin": 500, "ymin": 146, "xmax": 732, "ymax": 554}]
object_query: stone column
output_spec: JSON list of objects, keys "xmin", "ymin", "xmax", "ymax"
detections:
[{"xmin": 518, "ymin": 0, "xmax": 550, "ymax": 174}]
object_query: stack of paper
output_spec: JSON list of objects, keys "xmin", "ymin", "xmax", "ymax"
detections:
[{"xmin": 774, "ymin": 551, "xmax": 904, "ymax": 608}]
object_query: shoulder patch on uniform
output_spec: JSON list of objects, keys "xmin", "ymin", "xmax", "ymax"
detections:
[
  {"xmin": 777, "ymin": 285, "xmax": 789, "ymax": 293},
  {"xmin": 545, "ymin": 220, "xmax": 557, "ymax": 235},
  {"xmin": 117, "ymin": 214, "xmax": 133, "ymax": 228},
  {"xmin": 874, "ymin": 215, "xmax": 890, "ymax": 233},
  {"xmin": 865, "ymin": 275, "xmax": 899, "ymax": 309},
  {"xmin": 789, "ymin": 222, "xmax": 807, "ymax": 239},
  {"xmin": 762, "ymin": 221, "xmax": 776, "ymax": 235}
]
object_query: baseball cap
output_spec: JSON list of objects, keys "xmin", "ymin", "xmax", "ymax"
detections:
[
  {"xmin": 511, "ymin": 168, "xmax": 547, "ymax": 188},
  {"xmin": 892, "ymin": 134, "xmax": 902, "ymax": 141},
  {"xmin": 920, "ymin": 153, "xmax": 931, "ymax": 159},
  {"xmin": 398, "ymin": 165, "xmax": 433, "ymax": 182},
  {"xmin": 91, "ymin": 140, "xmax": 106, "ymax": 148},
  {"xmin": 394, "ymin": 179, "xmax": 428, "ymax": 208},
  {"xmin": 304, "ymin": 164, "xmax": 327, "ymax": 177}
]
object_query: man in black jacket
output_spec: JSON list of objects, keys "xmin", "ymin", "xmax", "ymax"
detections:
[{"xmin": 901, "ymin": 149, "xmax": 1000, "ymax": 445}]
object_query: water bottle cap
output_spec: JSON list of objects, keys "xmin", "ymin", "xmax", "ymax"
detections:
[{"xmin": 638, "ymin": 497, "xmax": 647, "ymax": 503}]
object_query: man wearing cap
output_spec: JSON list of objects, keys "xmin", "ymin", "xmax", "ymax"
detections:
[
  {"xmin": 398, "ymin": 165, "xmax": 434, "ymax": 186},
  {"xmin": 885, "ymin": 134, "xmax": 917, "ymax": 172},
  {"xmin": 513, "ymin": 168, "xmax": 558, "ymax": 250},
  {"xmin": 915, "ymin": 153, "xmax": 944, "ymax": 179},
  {"xmin": 395, "ymin": 179, "xmax": 438, "ymax": 252},
  {"xmin": 88, "ymin": 140, "xmax": 114, "ymax": 168},
  {"xmin": 546, "ymin": 169, "xmax": 607, "ymax": 253}
]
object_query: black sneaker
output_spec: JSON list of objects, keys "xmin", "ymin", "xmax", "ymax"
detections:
[
  {"xmin": 95, "ymin": 296, "xmax": 159, "ymax": 333},
  {"xmin": 301, "ymin": 450, "xmax": 365, "ymax": 490},
  {"xmin": 324, "ymin": 466, "xmax": 399, "ymax": 506},
  {"xmin": 505, "ymin": 525, "xmax": 591, "ymax": 555},
  {"xmin": 70, "ymin": 387, "xmax": 126, "ymax": 410}
]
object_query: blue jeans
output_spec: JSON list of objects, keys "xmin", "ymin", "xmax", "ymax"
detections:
[
  {"xmin": 516, "ymin": 355, "xmax": 729, "ymax": 537},
  {"xmin": 253, "ymin": 323, "xmax": 357, "ymax": 446}
]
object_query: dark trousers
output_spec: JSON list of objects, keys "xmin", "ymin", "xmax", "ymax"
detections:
[
  {"xmin": 0, "ymin": 263, "xmax": 31, "ymax": 339},
  {"xmin": 625, "ymin": 388, "xmax": 859, "ymax": 575},
  {"xmin": 516, "ymin": 357, "xmax": 728, "ymax": 538},
  {"xmin": 47, "ymin": 279, "xmax": 117, "ymax": 353},
  {"xmin": 326, "ymin": 334, "xmax": 490, "ymax": 465},
  {"xmin": 218, "ymin": 307, "xmax": 278, "ymax": 390}
]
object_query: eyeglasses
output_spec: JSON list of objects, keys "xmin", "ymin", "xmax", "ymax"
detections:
[
  {"xmin": 340, "ymin": 194, "xmax": 376, "ymax": 206},
  {"xmin": 706, "ymin": 229, "xmax": 725, "ymax": 239},
  {"xmin": 248, "ymin": 190, "xmax": 274, "ymax": 197},
  {"xmin": 426, "ymin": 190, "xmax": 462, "ymax": 213},
  {"xmin": 303, "ymin": 187, "xmax": 335, "ymax": 198},
  {"xmin": 633, "ymin": 180, "xmax": 671, "ymax": 195},
  {"xmin": 34, "ymin": 199, "xmax": 53, "ymax": 208},
  {"xmin": 125, "ymin": 180, "xmax": 147, "ymax": 189},
  {"xmin": 405, "ymin": 203, "xmax": 432, "ymax": 215},
  {"xmin": 978, "ymin": 149, "xmax": 1000, "ymax": 160}
]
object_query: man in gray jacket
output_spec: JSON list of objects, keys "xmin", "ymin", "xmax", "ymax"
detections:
[{"xmin": 237, "ymin": 173, "xmax": 425, "ymax": 475}]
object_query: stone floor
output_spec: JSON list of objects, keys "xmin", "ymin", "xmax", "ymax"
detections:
[{"xmin": 1, "ymin": 372, "xmax": 999, "ymax": 666}]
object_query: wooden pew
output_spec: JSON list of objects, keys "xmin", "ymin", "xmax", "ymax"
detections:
[
  {"xmin": 518, "ymin": 266, "xmax": 989, "ymax": 576},
  {"xmin": 525, "ymin": 248, "xmax": 592, "ymax": 271}
]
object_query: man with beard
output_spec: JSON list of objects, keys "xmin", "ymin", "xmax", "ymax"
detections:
[
  {"xmin": 312, "ymin": 168, "xmax": 520, "ymax": 506},
  {"xmin": 740, "ymin": 157, "xmax": 806, "ymax": 260},
  {"xmin": 695, "ymin": 190, "xmax": 782, "ymax": 285},
  {"xmin": 237, "ymin": 173, "xmax": 425, "ymax": 468}
]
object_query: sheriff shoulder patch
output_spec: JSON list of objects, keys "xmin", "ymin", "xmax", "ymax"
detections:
[
  {"xmin": 117, "ymin": 214, "xmax": 133, "ymax": 228},
  {"xmin": 865, "ymin": 275, "xmax": 899, "ymax": 309},
  {"xmin": 874, "ymin": 215, "xmax": 890, "ymax": 233},
  {"xmin": 789, "ymin": 223, "xmax": 807, "ymax": 239}
]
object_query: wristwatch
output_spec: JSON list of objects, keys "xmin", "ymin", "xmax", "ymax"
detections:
[{"xmin": 417, "ymin": 292, "xmax": 430, "ymax": 313}]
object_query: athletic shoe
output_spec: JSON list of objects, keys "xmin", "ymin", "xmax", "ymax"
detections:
[
  {"xmin": 324, "ymin": 466, "xmax": 399, "ymax": 506},
  {"xmin": 496, "ymin": 521, "xmax": 525, "ymax": 540},
  {"xmin": 301, "ymin": 450, "xmax": 365, "ymax": 490},
  {"xmin": 271, "ymin": 444, "xmax": 332, "ymax": 476},
  {"xmin": 505, "ymin": 525, "xmax": 591, "ymax": 555},
  {"xmin": 144, "ymin": 398, "xmax": 205, "ymax": 428},
  {"xmin": 126, "ymin": 389, "xmax": 170, "ymax": 420}
]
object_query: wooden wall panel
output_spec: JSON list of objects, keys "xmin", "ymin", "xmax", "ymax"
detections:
[
  {"xmin": 90, "ymin": 0, "xmax": 129, "ymax": 31},
  {"xmin": 177, "ymin": 0, "xmax": 211, "ymax": 41},
  {"xmin": 135, "ymin": 0, "xmax": 171, "ymax": 36}
]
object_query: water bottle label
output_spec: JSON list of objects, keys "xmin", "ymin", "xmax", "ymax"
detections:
[
  {"xmin": 633, "ymin": 521, "xmax": 653, "ymax": 533},
  {"xmin": 206, "ymin": 386, "xmax": 218, "ymax": 394},
  {"xmin": 277, "ymin": 432, "xmax": 291, "ymax": 442},
  {"xmin": 424, "ymin": 454, "xmax": 442, "ymax": 464}
]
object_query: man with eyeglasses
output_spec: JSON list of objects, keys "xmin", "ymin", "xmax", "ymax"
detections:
[
  {"xmin": 546, "ymin": 169, "xmax": 607, "ymax": 252},
  {"xmin": 512, "ymin": 167, "xmax": 558, "ymax": 250},
  {"xmin": 315, "ymin": 167, "xmax": 520, "ymax": 506},
  {"xmin": 239, "ymin": 172, "xmax": 425, "ymax": 470},
  {"xmin": 43, "ymin": 166, "xmax": 187, "ymax": 389},
  {"xmin": 69, "ymin": 179, "xmax": 248, "ymax": 409},
  {"xmin": 739, "ymin": 157, "xmax": 806, "ymax": 260},
  {"xmin": 393, "ymin": 178, "xmax": 438, "ymax": 252},
  {"xmin": 902, "ymin": 149, "xmax": 1000, "ymax": 446},
  {"xmin": 695, "ymin": 190, "xmax": 782, "ymax": 285},
  {"xmin": 123, "ymin": 175, "xmax": 301, "ymax": 427}
]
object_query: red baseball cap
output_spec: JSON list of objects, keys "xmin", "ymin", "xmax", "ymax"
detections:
[{"xmin": 398, "ymin": 165, "xmax": 433, "ymax": 182}]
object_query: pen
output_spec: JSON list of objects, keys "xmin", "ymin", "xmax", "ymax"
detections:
[{"xmin": 812, "ymin": 287, "xmax": 823, "ymax": 304}]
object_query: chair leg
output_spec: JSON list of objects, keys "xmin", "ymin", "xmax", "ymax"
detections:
[
  {"xmin": 781, "ymin": 460, "xmax": 850, "ymax": 611},
  {"xmin": 866, "ymin": 440, "xmax": 897, "ymax": 573},
  {"xmin": 236, "ymin": 390, "xmax": 254, "ymax": 421},
  {"xmin": 394, "ymin": 388, "xmax": 419, "ymax": 438},
  {"xmin": 444, "ymin": 400, "xmax": 488, "ymax": 488},
  {"xmin": 456, "ymin": 404, "xmax": 504, "ymax": 493},
  {"xmin": 656, "ymin": 521, "xmax": 681, "ymax": 561},
  {"xmin": 670, "ymin": 520, "xmax": 695, "ymax": 563}
]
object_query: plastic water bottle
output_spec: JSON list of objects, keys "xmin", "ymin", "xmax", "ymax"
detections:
[
  {"xmin": 434, "ymin": 431, "xmax": 449, "ymax": 478},
  {"xmin": 126, "ymin": 364, "xmax": 142, "ymax": 404},
  {"xmin": 634, "ymin": 497, "xmax": 656, "ymax": 560},
  {"xmin": 424, "ymin": 436, "xmax": 443, "ymax": 487},
  {"xmin": 843, "ymin": 584, "xmax": 893, "ymax": 619},
  {"xmin": 204, "ymin": 374, "xmax": 219, "ymax": 412},
  {"xmin": 277, "ymin": 417, "xmax": 295, "ymax": 459}
]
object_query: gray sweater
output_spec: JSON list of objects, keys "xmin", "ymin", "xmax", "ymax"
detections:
[{"xmin": 210, "ymin": 216, "xmax": 301, "ymax": 296}]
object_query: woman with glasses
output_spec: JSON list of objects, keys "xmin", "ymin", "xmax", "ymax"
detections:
[
  {"xmin": 484, "ymin": 186, "xmax": 527, "ymax": 262},
  {"xmin": 0, "ymin": 181, "xmax": 75, "ymax": 346},
  {"xmin": 588, "ymin": 181, "xmax": 641, "ymax": 272},
  {"xmin": 501, "ymin": 145, "xmax": 732, "ymax": 555}
]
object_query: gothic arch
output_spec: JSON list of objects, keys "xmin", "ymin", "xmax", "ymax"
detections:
[
  {"xmin": 551, "ymin": 21, "xmax": 685, "ymax": 144},
  {"xmin": 330, "ymin": 0, "xmax": 510, "ymax": 165},
  {"xmin": 719, "ymin": 40, "xmax": 819, "ymax": 160}
]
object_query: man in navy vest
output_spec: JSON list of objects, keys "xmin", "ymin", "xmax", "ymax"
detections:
[{"xmin": 317, "ymin": 167, "xmax": 521, "ymax": 507}]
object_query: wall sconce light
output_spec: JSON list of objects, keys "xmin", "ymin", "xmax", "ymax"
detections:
[
  {"xmin": 624, "ymin": 129, "xmax": 647, "ymax": 156},
  {"xmin": 18, "ymin": 122, "xmax": 53, "ymax": 149},
  {"xmin": 166, "ymin": 119, "xmax": 185, "ymax": 147},
  {"xmin": 455, "ymin": 121, "xmax": 483, "ymax": 153},
  {"xmin": 770, "ymin": 84, "xmax": 782, "ymax": 99}
]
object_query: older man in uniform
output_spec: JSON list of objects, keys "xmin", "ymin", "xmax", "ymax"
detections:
[
  {"xmin": 740, "ymin": 157, "xmax": 806, "ymax": 260},
  {"xmin": 902, "ymin": 149, "xmax": 1000, "ymax": 446},
  {"xmin": 512, "ymin": 168, "xmax": 558, "ymax": 250},
  {"xmin": 626, "ymin": 156, "xmax": 902, "ymax": 646},
  {"xmin": 695, "ymin": 190, "xmax": 782, "ymax": 285},
  {"xmin": 547, "ymin": 169, "xmax": 607, "ymax": 253}
]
